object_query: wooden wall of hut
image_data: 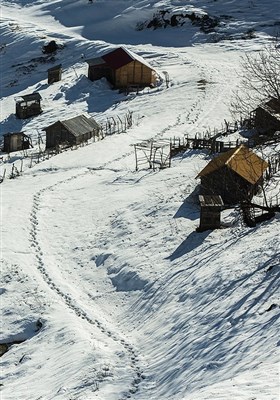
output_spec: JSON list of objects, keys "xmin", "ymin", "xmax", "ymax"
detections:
[
  {"xmin": 45, "ymin": 122, "xmax": 95, "ymax": 149},
  {"xmin": 115, "ymin": 61, "xmax": 154, "ymax": 88},
  {"xmin": 3, "ymin": 133, "xmax": 31, "ymax": 153},
  {"xmin": 255, "ymin": 107, "xmax": 280, "ymax": 134},
  {"xmin": 16, "ymin": 100, "xmax": 41, "ymax": 119},
  {"xmin": 45, "ymin": 122, "xmax": 75, "ymax": 149},
  {"xmin": 198, "ymin": 195, "xmax": 224, "ymax": 231},
  {"xmin": 88, "ymin": 65, "xmax": 113, "ymax": 83},
  {"xmin": 48, "ymin": 66, "xmax": 62, "ymax": 84},
  {"xmin": 200, "ymin": 167, "xmax": 255, "ymax": 205}
]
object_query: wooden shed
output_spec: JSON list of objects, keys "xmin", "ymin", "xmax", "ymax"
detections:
[
  {"xmin": 198, "ymin": 195, "xmax": 224, "ymax": 232},
  {"xmin": 86, "ymin": 47, "xmax": 156, "ymax": 90},
  {"xmin": 43, "ymin": 114, "xmax": 101, "ymax": 149},
  {"xmin": 196, "ymin": 145, "xmax": 268, "ymax": 205},
  {"xmin": 47, "ymin": 64, "xmax": 62, "ymax": 84},
  {"xmin": 3, "ymin": 132, "xmax": 32, "ymax": 153},
  {"xmin": 253, "ymin": 97, "xmax": 280, "ymax": 135},
  {"xmin": 15, "ymin": 93, "xmax": 42, "ymax": 119}
]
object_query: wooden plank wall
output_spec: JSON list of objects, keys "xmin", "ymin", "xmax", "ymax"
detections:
[{"xmin": 116, "ymin": 61, "xmax": 153, "ymax": 87}]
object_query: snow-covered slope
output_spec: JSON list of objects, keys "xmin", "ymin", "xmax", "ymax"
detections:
[{"xmin": 0, "ymin": 1, "xmax": 279, "ymax": 400}]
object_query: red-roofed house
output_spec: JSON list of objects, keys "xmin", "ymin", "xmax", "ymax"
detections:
[{"xmin": 86, "ymin": 47, "xmax": 156, "ymax": 90}]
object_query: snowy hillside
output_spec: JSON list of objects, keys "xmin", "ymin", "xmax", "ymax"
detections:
[{"xmin": 0, "ymin": 1, "xmax": 279, "ymax": 400}]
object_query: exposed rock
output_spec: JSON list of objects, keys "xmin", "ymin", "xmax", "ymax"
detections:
[
  {"xmin": 136, "ymin": 9, "xmax": 220, "ymax": 33},
  {"xmin": 42, "ymin": 40, "xmax": 64, "ymax": 54}
]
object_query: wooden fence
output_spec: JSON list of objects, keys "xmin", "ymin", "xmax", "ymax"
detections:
[
  {"xmin": 0, "ymin": 111, "xmax": 134, "ymax": 184},
  {"xmin": 265, "ymin": 154, "xmax": 280, "ymax": 180},
  {"xmin": 101, "ymin": 111, "xmax": 133, "ymax": 136},
  {"xmin": 169, "ymin": 134, "xmax": 248, "ymax": 156}
]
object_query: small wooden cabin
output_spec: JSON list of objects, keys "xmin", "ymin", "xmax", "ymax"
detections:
[
  {"xmin": 3, "ymin": 132, "xmax": 32, "ymax": 153},
  {"xmin": 196, "ymin": 145, "xmax": 268, "ymax": 205},
  {"xmin": 43, "ymin": 114, "xmax": 100, "ymax": 149},
  {"xmin": 254, "ymin": 97, "xmax": 280, "ymax": 135},
  {"xmin": 198, "ymin": 195, "xmax": 224, "ymax": 232},
  {"xmin": 47, "ymin": 64, "xmax": 62, "ymax": 84},
  {"xmin": 15, "ymin": 93, "xmax": 42, "ymax": 119},
  {"xmin": 86, "ymin": 47, "xmax": 156, "ymax": 90}
]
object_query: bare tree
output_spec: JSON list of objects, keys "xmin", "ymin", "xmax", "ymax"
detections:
[{"xmin": 231, "ymin": 38, "xmax": 280, "ymax": 119}]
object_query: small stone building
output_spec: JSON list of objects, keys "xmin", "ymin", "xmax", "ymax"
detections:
[
  {"xmin": 43, "ymin": 114, "xmax": 101, "ymax": 149},
  {"xmin": 47, "ymin": 64, "xmax": 62, "ymax": 84},
  {"xmin": 196, "ymin": 145, "xmax": 268, "ymax": 205},
  {"xmin": 86, "ymin": 47, "xmax": 156, "ymax": 90},
  {"xmin": 3, "ymin": 132, "xmax": 32, "ymax": 153},
  {"xmin": 15, "ymin": 93, "xmax": 42, "ymax": 119},
  {"xmin": 254, "ymin": 97, "xmax": 280, "ymax": 134}
]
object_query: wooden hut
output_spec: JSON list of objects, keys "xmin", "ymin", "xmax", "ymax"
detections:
[
  {"xmin": 47, "ymin": 64, "xmax": 62, "ymax": 84},
  {"xmin": 43, "ymin": 114, "xmax": 101, "ymax": 149},
  {"xmin": 3, "ymin": 132, "xmax": 32, "ymax": 153},
  {"xmin": 86, "ymin": 47, "xmax": 156, "ymax": 90},
  {"xmin": 196, "ymin": 145, "xmax": 268, "ymax": 205},
  {"xmin": 15, "ymin": 93, "xmax": 42, "ymax": 119},
  {"xmin": 198, "ymin": 195, "xmax": 224, "ymax": 231},
  {"xmin": 253, "ymin": 97, "xmax": 280, "ymax": 135}
]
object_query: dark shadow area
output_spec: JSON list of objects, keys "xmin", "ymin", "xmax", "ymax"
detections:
[
  {"xmin": 0, "ymin": 318, "xmax": 43, "ymax": 358},
  {"xmin": 38, "ymin": 0, "xmax": 199, "ymax": 47},
  {"xmin": 174, "ymin": 186, "xmax": 200, "ymax": 221},
  {"xmin": 174, "ymin": 200, "xmax": 200, "ymax": 221},
  {"xmin": 63, "ymin": 75, "xmax": 127, "ymax": 113},
  {"xmin": 1, "ymin": 53, "xmax": 57, "ymax": 99},
  {"xmin": 167, "ymin": 230, "xmax": 211, "ymax": 261},
  {"xmin": 0, "ymin": 114, "xmax": 25, "ymax": 138},
  {"xmin": 179, "ymin": 148, "xmax": 209, "ymax": 159}
]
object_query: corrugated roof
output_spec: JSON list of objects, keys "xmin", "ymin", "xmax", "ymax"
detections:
[
  {"xmin": 43, "ymin": 115, "xmax": 100, "ymax": 137},
  {"xmin": 86, "ymin": 47, "xmax": 154, "ymax": 71},
  {"xmin": 196, "ymin": 145, "xmax": 268, "ymax": 185},
  {"xmin": 61, "ymin": 115, "xmax": 100, "ymax": 137}
]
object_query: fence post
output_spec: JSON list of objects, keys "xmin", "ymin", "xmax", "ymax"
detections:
[
  {"xmin": 0, "ymin": 168, "xmax": 6, "ymax": 183},
  {"xmin": 118, "ymin": 116, "xmax": 123, "ymax": 133},
  {"xmin": 11, "ymin": 163, "xmax": 15, "ymax": 178}
]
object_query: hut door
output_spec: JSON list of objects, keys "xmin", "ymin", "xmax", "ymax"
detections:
[{"xmin": 11, "ymin": 135, "xmax": 19, "ymax": 151}]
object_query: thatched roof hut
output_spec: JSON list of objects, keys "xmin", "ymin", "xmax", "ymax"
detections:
[{"xmin": 196, "ymin": 145, "xmax": 268, "ymax": 204}]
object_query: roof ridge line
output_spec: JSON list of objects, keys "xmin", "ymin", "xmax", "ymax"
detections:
[{"xmin": 225, "ymin": 144, "xmax": 244, "ymax": 165}]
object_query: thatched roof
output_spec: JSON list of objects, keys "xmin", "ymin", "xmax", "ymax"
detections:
[{"xmin": 196, "ymin": 145, "xmax": 268, "ymax": 185}]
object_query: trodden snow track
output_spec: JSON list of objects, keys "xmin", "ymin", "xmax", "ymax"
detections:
[{"xmin": 29, "ymin": 169, "xmax": 146, "ymax": 399}]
